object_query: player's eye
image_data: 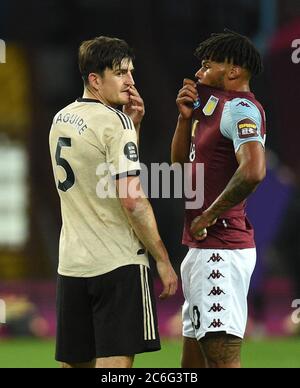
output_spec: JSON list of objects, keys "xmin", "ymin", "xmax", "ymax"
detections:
[{"xmin": 201, "ymin": 63, "xmax": 210, "ymax": 71}]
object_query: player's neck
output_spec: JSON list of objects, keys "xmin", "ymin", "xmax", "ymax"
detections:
[
  {"xmin": 83, "ymin": 88, "xmax": 110, "ymax": 106},
  {"xmin": 224, "ymin": 80, "xmax": 251, "ymax": 93}
]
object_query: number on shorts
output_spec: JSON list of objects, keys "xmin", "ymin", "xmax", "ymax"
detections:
[{"xmin": 192, "ymin": 305, "xmax": 200, "ymax": 329}]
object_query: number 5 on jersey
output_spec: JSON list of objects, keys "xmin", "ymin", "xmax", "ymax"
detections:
[{"xmin": 55, "ymin": 137, "xmax": 75, "ymax": 192}]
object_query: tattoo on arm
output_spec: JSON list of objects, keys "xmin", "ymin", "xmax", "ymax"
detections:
[{"xmin": 208, "ymin": 167, "xmax": 258, "ymax": 218}]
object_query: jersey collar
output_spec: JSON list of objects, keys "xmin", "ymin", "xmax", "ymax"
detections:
[{"xmin": 76, "ymin": 98, "xmax": 104, "ymax": 104}]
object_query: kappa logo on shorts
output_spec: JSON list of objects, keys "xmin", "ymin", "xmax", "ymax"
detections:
[
  {"xmin": 208, "ymin": 319, "xmax": 224, "ymax": 328},
  {"xmin": 208, "ymin": 303, "xmax": 226, "ymax": 313},
  {"xmin": 208, "ymin": 287, "xmax": 226, "ymax": 296},
  {"xmin": 207, "ymin": 253, "xmax": 224, "ymax": 263},
  {"xmin": 208, "ymin": 270, "xmax": 225, "ymax": 280}
]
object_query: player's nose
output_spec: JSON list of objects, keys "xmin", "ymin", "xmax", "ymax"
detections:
[
  {"xmin": 195, "ymin": 69, "xmax": 202, "ymax": 81},
  {"xmin": 126, "ymin": 72, "xmax": 135, "ymax": 86}
]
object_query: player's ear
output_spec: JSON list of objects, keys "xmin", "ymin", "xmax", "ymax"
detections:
[
  {"xmin": 228, "ymin": 65, "xmax": 242, "ymax": 80},
  {"xmin": 87, "ymin": 73, "xmax": 102, "ymax": 89}
]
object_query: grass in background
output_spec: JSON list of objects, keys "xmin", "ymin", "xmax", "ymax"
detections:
[{"xmin": 0, "ymin": 338, "xmax": 300, "ymax": 368}]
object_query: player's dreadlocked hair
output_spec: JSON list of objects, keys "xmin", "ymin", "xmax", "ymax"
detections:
[{"xmin": 194, "ymin": 29, "xmax": 263, "ymax": 77}]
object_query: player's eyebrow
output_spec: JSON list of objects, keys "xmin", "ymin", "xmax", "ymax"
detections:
[
  {"xmin": 202, "ymin": 60, "xmax": 210, "ymax": 67},
  {"xmin": 113, "ymin": 67, "xmax": 134, "ymax": 74}
]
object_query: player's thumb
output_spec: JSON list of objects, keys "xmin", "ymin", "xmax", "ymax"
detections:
[{"xmin": 159, "ymin": 283, "xmax": 170, "ymax": 300}]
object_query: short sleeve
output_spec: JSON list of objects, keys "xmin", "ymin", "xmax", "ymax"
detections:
[
  {"xmin": 220, "ymin": 98, "xmax": 265, "ymax": 152},
  {"xmin": 104, "ymin": 115, "xmax": 140, "ymax": 179}
]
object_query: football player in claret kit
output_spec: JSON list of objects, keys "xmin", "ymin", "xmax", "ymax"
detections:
[{"xmin": 172, "ymin": 30, "xmax": 266, "ymax": 368}]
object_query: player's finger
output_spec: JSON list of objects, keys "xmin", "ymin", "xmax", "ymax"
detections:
[
  {"xmin": 160, "ymin": 277, "xmax": 178, "ymax": 299},
  {"xmin": 176, "ymin": 96, "xmax": 195, "ymax": 105},
  {"xmin": 169, "ymin": 281, "xmax": 178, "ymax": 296},
  {"xmin": 129, "ymin": 106, "xmax": 144, "ymax": 111},
  {"xmin": 129, "ymin": 86, "xmax": 140, "ymax": 97},
  {"xmin": 183, "ymin": 78, "xmax": 196, "ymax": 87},
  {"xmin": 181, "ymin": 84, "xmax": 198, "ymax": 95},
  {"xmin": 178, "ymin": 86, "xmax": 197, "ymax": 95},
  {"xmin": 159, "ymin": 286, "xmax": 170, "ymax": 300},
  {"xmin": 130, "ymin": 95, "xmax": 143, "ymax": 104},
  {"xmin": 194, "ymin": 231, "xmax": 208, "ymax": 241},
  {"xmin": 177, "ymin": 89, "xmax": 198, "ymax": 100}
]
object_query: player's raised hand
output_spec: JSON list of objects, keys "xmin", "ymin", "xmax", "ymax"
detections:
[
  {"xmin": 156, "ymin": 260, "xmax": 178, "ymax": 300},
  {"xmin": 123, "ymin": 86, "xmax": 145, "ymax": 130},
  {"xmin": 176, "ymin": 78, "xmax": 198, "ymax": 120}
]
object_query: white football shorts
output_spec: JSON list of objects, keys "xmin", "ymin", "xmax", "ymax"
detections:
[{"xmin": 181, "ymin": 248, "xmax": 256, "ymax": 340}]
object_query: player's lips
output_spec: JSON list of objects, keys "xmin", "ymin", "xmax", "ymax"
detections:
[{"xmin": 121, "ymin": 90, "xmax": 130, "ymax": 95}]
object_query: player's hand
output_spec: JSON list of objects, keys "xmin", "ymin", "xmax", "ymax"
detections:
[
  {"xmin": 156, "ymin": 260, "xmax": 178, "ymax": 300},
  {"xmin": 190, "ymin": 211, "xmax": 217, "ymax": 241},
  {"xmin": 123, "ymin": 86, "xmax": 145, "ymax": 130},
  {"xmin": 176, "ymin": 78, "xmax": 198, "ymax": 120}
]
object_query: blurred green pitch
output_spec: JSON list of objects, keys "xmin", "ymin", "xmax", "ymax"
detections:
[{"xmin": 0, "ymin": 338, "xmax": 300, "ymax": 368}]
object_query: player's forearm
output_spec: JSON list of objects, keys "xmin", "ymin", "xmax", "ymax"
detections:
[
  {"xmin": 205, "ymin": 165, "xmax": 265, "ymax": 219},
  {"xmin": 171, "ymin": 115, "xmax": 192, "ymax": 165},
  {"xmin": 135, "ymin": 123, "xmax": 140, "ymax": 145},
  {"xmin": 123, "ymin": 198, "xmax": 170, "ymax": 263}
]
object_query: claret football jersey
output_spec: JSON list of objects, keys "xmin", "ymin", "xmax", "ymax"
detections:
[
  {"xmin": 49, "ymin": 98, "xmax": 148, "ymax": 277},
  {"xmin": 183, "ymin": 84, "xmax": 266, "ymax": 249}
]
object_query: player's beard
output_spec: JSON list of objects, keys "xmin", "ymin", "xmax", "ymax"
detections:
[
  {"xmin": 200, "ymin": 74, "xmax": 226, "ymax": 90},
  {"xmin": 118, "ymin": 91, "xmax": 130, "ymax": 105},
  {"xmin": 104, "ymin": 91, "xmax": 129, "ymax": 108},
  {"xmin": 212, "ymin": 74, "xmax": 226, "ymax": 89}
]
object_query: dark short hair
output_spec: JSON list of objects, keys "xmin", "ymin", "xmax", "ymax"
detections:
[
  {"xmin": 194, "ymin": 29, "xmax": 263, "ymax": 77},
  {"xmin": 78, "ymin": 36, "xmax": 134, "ymax": 84}
]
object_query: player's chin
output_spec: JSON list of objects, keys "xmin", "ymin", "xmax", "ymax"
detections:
[
  {"xmin": 198, "ymin": 79, "xmax": 211, "ymax": 87},
  {"xmin": 119, "ymin": 93, "xmax": 130, "ymax": 105}
]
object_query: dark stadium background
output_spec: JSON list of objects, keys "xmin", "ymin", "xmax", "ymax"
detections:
[{"xmin": 0, "ymin": 0, "xmax": 300, "ymax": 368}]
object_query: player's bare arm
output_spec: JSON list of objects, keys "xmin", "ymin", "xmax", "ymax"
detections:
[
  {"xmin": 123, "ymin": 86, "xmax": 145, "ymax": 140},
  {"xmin": 117, "ymin": 176, "xmax": 178, "ymax": 299},
  {"xmin": 191, "ymin": 141, "xmax": 266, "ymax": 240},
  {"xmin": 171, "ymin": 79, "xmax": 198, "ymax": 164}
]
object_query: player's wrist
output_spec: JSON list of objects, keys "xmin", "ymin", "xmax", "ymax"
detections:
[
  {"xmin": 203, "ymin": 209, "xmax": 219, "ymax": 225},
  {"xmin": 178, "ymin": 113, "xmax": 192, "ymax": 122},
  {"xmin": 154, "ymin": 253, "xmax": 171, "ymax": 265}
]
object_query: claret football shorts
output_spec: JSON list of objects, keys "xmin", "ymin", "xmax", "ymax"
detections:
[
  {"xmin": 56, "ymin": 264, "xmax": 160, "ymax": 363},
  {"xmin": 181, "ymin": 248, "xmax": 256, "ymax": 341}
]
